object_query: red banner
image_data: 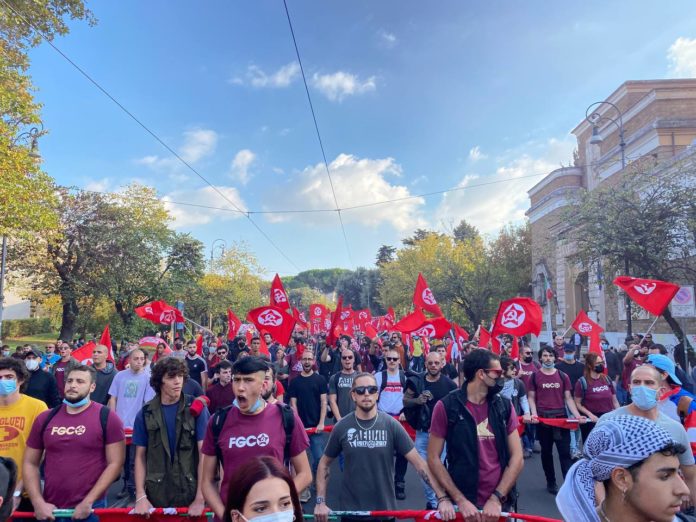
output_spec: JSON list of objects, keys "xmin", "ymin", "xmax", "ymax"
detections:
[
  {"xmin": 269, "ymin": 273, "xmax": 291, "ymax": 311},
  {"xmin": 613, "ymin": 276, "xmax": 680, "ymax": 316},
  {"xmin": 413, "ymin": 273, "xmax": 443, "ymax": 317},
  {"xmin": 247, "ymin": 306, "xmax": 296, "ymax": 346},
  {"xmin": 571, "ymin": 310, "xmax": 603, "ymax": 337},
  {"xmin": 227, "ymin": 309, "xmax": 241, "ymax": 340},
  {"xmin": 135, "ymin": 300, "xmax": 184, "ymax": 325},
  {"xmin": 491, "ymin": 297, "xmax": 543, "ymax": 337},
  {"xmin": 410, "ymin": 317, "xmax": 452, "ymax": 338}
]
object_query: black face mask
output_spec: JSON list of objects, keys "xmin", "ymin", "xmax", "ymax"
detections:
[
  {"xmin": 594, "ymin": 364, "xmax": 605, "ymax": 374},
  {"xmin": 522, "ymin": 356, "xmax": 533, "ymax": 363},
  {"xmin": 487, "ymin": 377, "xmax": 505, "ymax": 397}
]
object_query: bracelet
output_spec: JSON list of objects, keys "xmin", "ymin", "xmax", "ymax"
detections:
[
  {"xmin": 436, "ymin": 495, "xmax": 450, "ymax": 504},
  {"xmin": 136, "ymin": 495, "xmax": 148, "ymax": 503}
]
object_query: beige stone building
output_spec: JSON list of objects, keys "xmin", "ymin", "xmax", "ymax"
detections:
[{"xmin": 527, "ymin": 79, "xmax": 696, "ymax": 348}]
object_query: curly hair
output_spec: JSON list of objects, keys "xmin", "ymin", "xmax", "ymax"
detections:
[
  {"xmin": 150, "ymin": 356, "xmax": 188, "ymax": 394},
  {"xmin": 0, "ymin": 357, "xmax": 29, "ymax": 385}
]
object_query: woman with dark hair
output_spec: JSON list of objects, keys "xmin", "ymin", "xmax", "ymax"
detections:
[
  {"xmin": 224, "ymin": 456, "xmax": 302, "ymax": 522},
  {"xmin": 574, "ymin": 352, "xmax": 619, "ymax": 440}
]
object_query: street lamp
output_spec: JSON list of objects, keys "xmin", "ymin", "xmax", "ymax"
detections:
[
  {"xmin": 0, "ymin": 125, "xmax": 44, "ymax": 342},
  {"xmin": 584, "ymin": 101, "xmax": 631, "ymax": 338},
  {"xmin": 210, "ymin": 239, "xmax": 227, "ymax": 266}
]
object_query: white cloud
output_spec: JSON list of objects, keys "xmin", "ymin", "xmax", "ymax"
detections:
[
  {"xmin": 435, "ymin": 137, "xmax": 576, "ymax": 234},
  {"xmin": 135, "ymin": 128, "xmax": 218, "ymax": 172},
  {"xmin": 264, "ymin": 153, "xmax": 426, "ymax": 231},
  {"xmin": 378, "ymin": 29, "xmax": 397, "ymax": 47},
  {"xmin": 163, "ymin": 186, "xmax": 247, "ymax": 229},
  {"xmin": 231, "ymin": 62, "xmax": 300, "ymax": 88},
  {"xmin": 668, "ymin": 37, "xmax": 696, "ymax": 77},
  {"xmin": 84, "ymin": 177, "xmax": 111, "ymax": 192},
  {"xmin": 468, "ymin": 146, "xmax": 487, "ymax": 161},
  {"xmin": 311, "ymin": 71, "xmax": 376, "ymax": 102},
  {"xmin": 230, "ymin": 149, "xmax": 256, "ymax": 184}
]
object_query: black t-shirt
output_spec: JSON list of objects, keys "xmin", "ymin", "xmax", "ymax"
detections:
[
  {"xmin": 407, "ymin": 373, "xmax": 457, "ymax": 420},
  {"xmin": 555, "ymin": 361, "xmax": 584, "ymax": 395},
  {"xmin": 185, "ymin": 356, "xmax": 207, "ymax": 386},
  {"xmin": 287, "ymin": 372, "xmax": 328, "ymax": 428},
  {"xmin": 442, "ymin": 363, "xmax": 458, "ymax": 380}
]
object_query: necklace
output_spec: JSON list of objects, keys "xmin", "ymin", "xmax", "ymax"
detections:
[
  {"xmin": 598, "ymin": 501, "xmax": 612, "ymax": 522},
  {"xmin": 355, "ymin": 412, "xmax": 379, "ymax": 431}
]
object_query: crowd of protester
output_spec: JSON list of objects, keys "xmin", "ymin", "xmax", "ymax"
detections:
[{"xmin": 1, "ymin": 327, "xmax": 696, "ymax": 522}]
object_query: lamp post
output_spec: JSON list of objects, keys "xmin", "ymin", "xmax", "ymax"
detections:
[
  {"xmin": 585, "ymin": 101, "xmax": 631, "ymax": 338},
  {"xmin": 0, "ymin": 125, "xmax": 43, "ymax": 343},
  {"xmin": 210, "ymin": 239, "xmax": 227, "ymax": 268}
]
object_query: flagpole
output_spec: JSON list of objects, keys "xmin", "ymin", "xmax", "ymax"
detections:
[
  {"xmin": 184, "ymin": 316, "xmax": 215, "ymax": 336},
  {"xmin": 644, "ymin": 315, "xmax": 661, "ymax": 336},
  {"xmin": 561, "ymin": 326, "xmax": 572, "ymax": 338}
]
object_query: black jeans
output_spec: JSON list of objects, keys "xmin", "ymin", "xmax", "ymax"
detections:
[
  {"xmin": 537, "ymin": 422, "xmax": 571, "ymax": 485},
  {"xmin": 394, "ymin": 452, "xmax": 407, "ymax": 485}
]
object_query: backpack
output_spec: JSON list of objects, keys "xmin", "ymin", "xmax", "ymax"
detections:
[
  {"xmin": 578, "ymin": 375, "xmax": 611, "ymax": 400},
  {"xmin": 403, "ymin": 373, "xmax": 431, "ymax": 431},
  {"xmin": 42, "ymin": 403, "xmax": 109, "ymax": 441},
  {"xmin": 378, "ymin": 370, "xmax": 407, "ymax": 398},
  {"xmin": 211, "ymin": 402, "xmax": 295, "ymax": 467}
]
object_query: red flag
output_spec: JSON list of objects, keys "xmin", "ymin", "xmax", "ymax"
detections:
[
  {"xmin": 270, "ymin": 274, "xmax": 291, "ymax": 311},
  {"xmin": 491, "ymin": 297, "xmax": 543, "ymax": 337},
  {"xmin": 72, "ymin": 341, "xmax": 97, "ymax": 363},
  {"xmin": 196, "ymin": 334, "xmax": 203, "ymax": 356},
  {"xmin": 135, "ymin": 300, "xmax": 184, "ymax": 325},
  {"xmin": 354, "ymin": 309, "xmax": 372, "ymax": 333},
  {"xmin": 247, "ymin": 305, "xmax": 296, "ymax": 346},
  {"xmin": 293, "ymin": 308, "xmax": 309, "ymax": 330},
  {"xmin": 364, "ymin": 323, "xmax": 378, "ymax": 339},
  {"xmin": 393, "ymin": 308, "xmax": 427, "ymax": 333},
  {"xmin": 613, "ymin": 276, "xmax": 680, "ymax": 316},
  {"xmin": 326, "ymin": 297, "xmax": 344, "ymax": 347},
  {"xmin": 99, "ymin": 325, "xmax": 114, "ymax": 362},
  {"xmin": 413, "ymin": 273, "xmax": 443, "ymax": 317},
  {"xmin": 588, "ymin": 332, "xmax": 603, "ymax": 357},
  {"xmin": 510, "ymin": 336, "xmax": 519, "ymax": 360},
  {"xmin": 410, "ymin": 317, "xmax": 452, "ymax": 338},
  {"xmin": 453, "ymin": 324, "xmax": 469, "ymax": 344},
  {"xmin": 257, "ymin": 330, "xmax": 271, "ymax": 356},
  {"xmin": 227, "ymin": 309, "xmax": 241, "ymax": 340},
  {"xmin": 571, "ymin": 310, "xmax": 604, "ymax": 338},
  {"xmin": 478, "ymin": 326, "xmax": 492, "ymax": 349},
  {"xmin": 385, "ymin": 307, "xmax": 395, "ymax": 329}
]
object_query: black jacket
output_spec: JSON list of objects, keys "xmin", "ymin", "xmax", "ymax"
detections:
[
  {"xmin": 92, "ymin": 363, "xmax": 118, "ymax": 405},
  {"xmin": 25, "ymin": 369, "xmax": 61, "ymax": 408}
]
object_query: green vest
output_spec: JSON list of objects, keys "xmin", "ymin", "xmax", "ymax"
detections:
[{"xmin": 143, "ymin": 394, "xmax": 198, "ymax": 507}]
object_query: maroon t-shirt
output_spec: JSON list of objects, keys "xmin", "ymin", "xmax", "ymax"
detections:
[
  {"xmin": 575, "ymin": 376, "xmax": 615, "ymax": 415},
  {"xmin": 201, "ymin": 402, "xmax": 309, "ymax": 505},
  {"xmin": 53, "ymin": 360, "xmax": 71, "ymax": 398},
  {"xmin": 518, "ymin": 361, "xmax": 539, "ymax": 391},
  {"xmin": 26, "ymin": 402, "xmax": 125, "ymax": 508},
  {"xmin": 206, "ymin": 382, "xmax": 235, "ymax": 413},
  {"xmin": 530, "ymin": 370, "xmax": 570, "ymax": 412},
  {"xmin": 431, "ymin": 399, "xmax": 518, "ymax": 507}
]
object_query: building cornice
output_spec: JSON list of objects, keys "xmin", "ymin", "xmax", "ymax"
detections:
[{"xmin": 527, "ymin": 166, "xmax": 583, "ymax": 198}]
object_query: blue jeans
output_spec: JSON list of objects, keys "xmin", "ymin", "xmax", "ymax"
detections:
[
  {"xmin": 565, "ymin": 406, "xmax": 578, "ymax": 453},
  {"xmin": 308, "ymin": 432, "xmax": 327, "ymax": 480},
  {"xmin": 415, "ymin": 430, "xmax": 445, "ymax": 507},
  {"xmin": 616, "ymin": 380, "xmax": 629, "ymax": 406},
  {"xmin": 522, "ymin": 423, "xmax": 536, "ymax": 451},
  {"xmin": 55, "ymin": 498, "xmax": 106, "ymax": 522}
]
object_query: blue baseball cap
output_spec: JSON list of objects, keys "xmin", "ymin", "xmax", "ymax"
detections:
[{"xmin": 647, "ymin": 354, "xmax": 682, "ymax": 386}]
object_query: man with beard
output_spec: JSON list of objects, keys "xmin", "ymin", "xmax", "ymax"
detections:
[
  {"xmin": 328, "ymin": 348, "xmax": 358, "ymax": 422},
  {"xmin": 288, "ymin": 349, "xmax": 328, "ymax": 501},
  {"xmin": 200, "ymin": 356, "xmax": 310, "ymax": 521},
  {"xmin": 24, "ymin": 365, "xmax": 125, "ymax": 521},
  {"xmin": 403, "ymin": 352, "xmax": 457, "ymax": 509},
  {"xmin": 314, "ymin": 373, "xmax": 454, "ymax": 522},
  {"xmin": 428, "ymin": 349, "xmax": 524, "ymax": 521}
]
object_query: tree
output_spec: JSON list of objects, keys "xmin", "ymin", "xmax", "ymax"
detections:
[
  {"xmin": 402, "ymin": 228, "xmax": 442, "ymax": 247},
  {"xmin": 335, "ymin": 268, "xmax": 383, "ymax": 314},
  {"xmin": 375, "ymin": 245, "xmax": 396, "ymax": 266},
  {"xmin": 564, "ymin": 163, "xmax": 696, "ymax": 350},
  {"xmin": 452, "ymin": 219, "xmax": 480, "ymax": 243},
  {"xmin": 284, "ymin": 268, "xmax": 349, "ymax": 294},
  {"xmin": 1, "ymin": 0, "xmax": 94, "ymax": 236}
]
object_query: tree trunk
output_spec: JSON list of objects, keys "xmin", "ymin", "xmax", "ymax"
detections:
[
  {"xmin": 662, "ymin": 307, "xmax": 693, "ymax": 368},
  {"xmin": 115, "ymin": 300, "xmax": 134, "ymax": 327},
  {"xmin": 58, "ymin": 293, "xmax": 79, "ymax": 341}
]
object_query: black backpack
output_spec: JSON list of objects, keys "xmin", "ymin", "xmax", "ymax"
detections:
[
  {"xmin": 578, "ymin": 375, "xmax": 612, "ymax": 400},
  {"xmin": 211, "ymin": 402, "xmax": 295, "ymax": 467},
  {"xmin": 378, "ymin": 370, "xmax": 407, "ymax": 398},
  {"xmin": 403, "ymin": 373, "xmax": 431, "ymax": 431}
]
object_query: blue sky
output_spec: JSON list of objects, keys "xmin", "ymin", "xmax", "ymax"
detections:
[{"xmin": 28, "ymin": 1, "xmax": 696, "ymax": 276}]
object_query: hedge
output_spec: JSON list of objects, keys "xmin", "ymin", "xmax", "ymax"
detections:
[{"xmin": 2, "ymin": 318, "xmax": 52, "ymax": 338}]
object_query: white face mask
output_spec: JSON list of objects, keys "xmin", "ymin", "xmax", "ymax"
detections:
[
  {"xmin": 25, "ymin": 359, "xmax": 40, "ymax": 371},
  {"xmin": 238, "ymin": 510, "xmax": 295, "ymax": 522}
]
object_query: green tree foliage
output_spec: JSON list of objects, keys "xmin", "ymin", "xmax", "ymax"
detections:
[
  {"xmin": 564, "ymin": 163, "xmax": 696, "ymax": 348},
  {"xmin": 284, "ymin": 268, "xmax": 349, "ymax": 294},
  {"xmin": 452, "ymin": 219, "xmax": 480, "ymax": 243},
  {"xmin": 376, "ymin": 245, "xmax": 396, "ymax": 266},
  {"xmin": 1, "ymin": 0, "xmax": 94, "ymax": 236},
  {"xmin": 335, "ymin": 267, "xmax": 383, "ymax": 313}
]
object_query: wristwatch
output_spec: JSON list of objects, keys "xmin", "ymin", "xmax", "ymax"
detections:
[
  {"xmin": 491, "ymin": 490, "xmax": 507, "ymax": 504},
  {"xmin": 13, "ymin": 490, "xmax": 21, "ymax": 498},
  {"xmin": 315, "ymin": 496, "xmax": 325, "ymax": 505}
]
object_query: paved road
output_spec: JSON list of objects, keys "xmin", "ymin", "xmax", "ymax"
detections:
[{"xmin": 105, "ymin": 449, "xmax": 565, "ymax": 520}]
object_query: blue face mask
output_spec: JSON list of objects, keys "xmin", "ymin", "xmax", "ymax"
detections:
[
  {"xmin": 564, "ymin": 353, "xmax": 575, "ymax": 362},
  {"xmin": 631, "ymin": 385, "xmax": 658, "ymax": 411},
  {"xmin": 239, "ymin": 509, "xmax": 295, "ymax": 522},
  {"xmin": 63, "ymin": 396, "xmax": 90, "ymax": 408},
  {"xmin": 542, "ymin": 361, "xmax": 555, "ymax": 369},
  {"xmin": 0, "ymin": 379, "xmax": 17, "ymax": 396},
  {"xmin": 601, "ymin": 342, "xmax": 609, "ymax": 350},
  {"xmin": 233, "ymin": 397, "xmax": 264, "ymax": 414}
]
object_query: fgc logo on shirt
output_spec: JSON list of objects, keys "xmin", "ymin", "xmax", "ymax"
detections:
[
  {"xmin": 541, "ymin": 382, "xmax": 561, "ymax": 389},
  {"xmin": 50, "ymin": 425, "xmax": 87, "ymax": 436},
  {"xmin": 228, "ymin": 433, "xmax": 270, "ymax": 449}
]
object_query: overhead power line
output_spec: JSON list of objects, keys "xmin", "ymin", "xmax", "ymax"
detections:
[
  {"xmin": 282, "ymin": 0, "xmax": 354, "ymax": 267},
  {"xmin": 1, "ymin": 0, "xmax": 300, "ymax": 272}
]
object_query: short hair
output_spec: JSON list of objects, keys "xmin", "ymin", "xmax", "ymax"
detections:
[
  {"xmin": 128, "ymin": 348, "xmax": 145, "ymax": 359},
  {"xmin": 500, "ymin": 355, "xmax": 516, "ymax": 373},
  {"xmin": 232, "ymin": 356, "xmax": 269, "ymax": 376},
  {"xmin": 351, "ymin": 372, "xmax": 377, "ymax": 389},
  {"xmin": 0, "ymin": 457, "xmax": 17, "ymax": 521},
  {"xmin": 66, "ymin": 364, "xmax": 97, "ymax": 384},
  {"xmin": 462, "ymin": 349, "xmax": 500, "ymax": 382},
  {"xmin": 538, "ymin": 345, "xmax": 556, "ymax": 359},
  {"xmin": 651, "ymin": 343, "xmax": 668, "ymax": 355},
  {"xmin": 216, "ymin": 360, "xmax": 233, "ymax": 372},
  {"xmin": 150, "ymin": 357, "xmax": 188, "ymax": 394},
  {"xmin": 0, "ymin": 357, "xmax": 29, "ymax": 384},
  {"xmin": 631, "ymin": 363, "xmax": 661, "ymax": 382}
]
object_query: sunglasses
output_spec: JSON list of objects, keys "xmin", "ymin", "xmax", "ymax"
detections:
[
  {"xmin": 386, "ymin": 357, "xmax": 400, "ymax": 362},
  {"xmin": 342, "ymin": 356, "xmax": 354, "ymax": 360},
  {"xmin": 485, "ymin": 369, "xmax": 504, "ymax": 378},
  {"xmin": 353, "ymin": 385, "xmax": 378, "ymax": 395}
]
